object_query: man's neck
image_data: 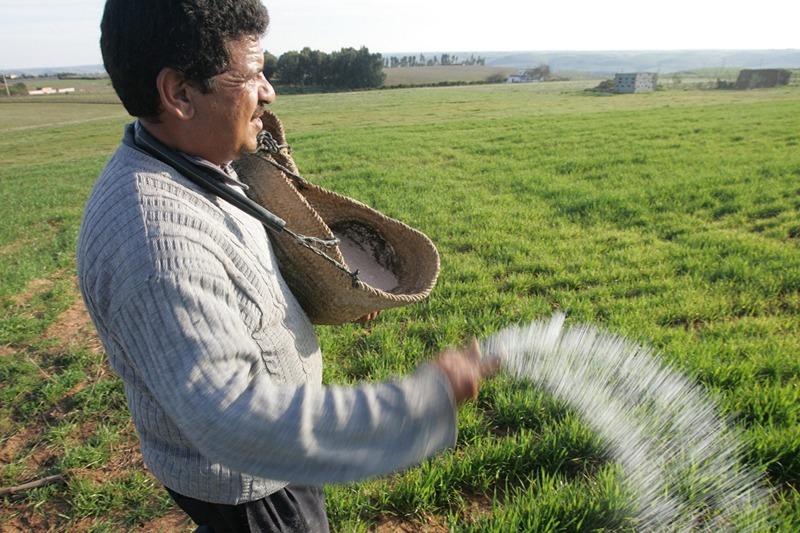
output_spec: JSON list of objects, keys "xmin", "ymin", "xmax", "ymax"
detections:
[{"xmin": 139, "ymin": 117, "xmax": 230, "ymax": 167}]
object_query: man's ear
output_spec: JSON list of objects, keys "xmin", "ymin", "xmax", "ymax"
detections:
[{"xmin": 155, "ymin": 67, "xmax": 195, "ymax": 121}]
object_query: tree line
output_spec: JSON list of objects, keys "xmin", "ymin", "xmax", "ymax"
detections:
[
  {"xmin": 263, "ymin": 46, "xmax": 385, "ymax": 90},
  {"xmin": 384, "ymin": 54, "xmax": 486, "ymax": 68}
]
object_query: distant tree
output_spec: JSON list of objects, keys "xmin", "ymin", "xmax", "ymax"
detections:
[
  {"xmin": 325, "ymin": 46, "xmax": 385, "ymax": 90},
  {"xmin": 524, "ymin": 65, "xmax": 551, "ymax": 81},
  {"xmin": 302, "ymin": 47, "xmax": 327, "ymax": 85},
  {"xmin": 277, "ymin": 51, "xmax": 303, "ymax": 85},
  {"xmin": 7, "ymin": 82, "xmax": 28, "ymax": 96},
  {"xmin": 485, "ymin": 73, "xmax": 507, "ymax": 84},
  {"xmin": 276, "ymin": 46, "xmax": 383, "ymax": 90},
  {"xmin": 277, "ymin": 47, "xmax": 325, "ymax": 88},
  {"xmin": 263, "ymin": 51, "xmax": 278, "ymax": 80},
  {"xmin": 463, "ymin": 54, "xmax": 486, "ymax": 66}
]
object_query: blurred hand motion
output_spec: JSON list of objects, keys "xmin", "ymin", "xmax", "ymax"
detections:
[{"xmin": 434, "ymin": 338, "xmax": 499, "ymax": 405}]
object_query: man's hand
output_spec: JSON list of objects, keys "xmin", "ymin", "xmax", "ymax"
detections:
[
  {"xmin": 354, "ymin": 311, "xmax": 382, "ymax": 323},
  {"xmin": 433, "ymin": 338, "xmax": 499, "ymax": 405}
]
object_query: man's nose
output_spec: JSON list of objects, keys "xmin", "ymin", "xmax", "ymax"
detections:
[{"xmin": 258, "ymin": 72, "xmax": 276, "ymax": 105}]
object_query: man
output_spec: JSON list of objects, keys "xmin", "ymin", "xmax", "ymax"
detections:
[{"xmin": 77, "ymin": 1, "xmax": 491, "ymax": 531}]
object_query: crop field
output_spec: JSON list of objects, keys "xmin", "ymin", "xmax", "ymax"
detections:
[
  {"xmin": 382, "ymin": 65, "xmax": 518, "ymax": 86},
  {"xmin": 1, "ymin": 80, "xmax": 799, "ymax": 531}
]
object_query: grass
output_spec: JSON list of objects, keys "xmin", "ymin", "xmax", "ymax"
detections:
[{"xmin": 1, "ymin": 80, "xmax": 799, "ymax": 531}]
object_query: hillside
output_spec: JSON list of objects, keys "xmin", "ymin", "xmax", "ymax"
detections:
[
  {"xmin": 9, "ymin": 49, "xmax": 800, "ymax": 80},
  {"xmin": 385, "ymin": 49, "xmax": 800, "ymax": 76}
]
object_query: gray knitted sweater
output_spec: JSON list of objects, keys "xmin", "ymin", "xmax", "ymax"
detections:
[{"xmin": 77, "ymin": 124, "xmax": 457, "ymax": 505}]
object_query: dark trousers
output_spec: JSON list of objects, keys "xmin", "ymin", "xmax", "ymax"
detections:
[{"xmin": 166, "ymin": 485, "xmax": 330, "ymax": 533}]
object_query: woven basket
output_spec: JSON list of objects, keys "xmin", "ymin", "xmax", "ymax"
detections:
[{"xmin": 231, "ymin": 110, "xmax": 440, "ymax": 325}]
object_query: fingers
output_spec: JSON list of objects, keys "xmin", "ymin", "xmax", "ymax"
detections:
[
  {"xmin": 480, "ymin": 355, "xmax": 502, "ymax": 378},
  {"xmin": 464, "ymin": 337, "xmax": 480, "ymax": 361},
  {"xmin": 433, "ymin": 337, "xmax": 499, "ymax": 406},
  {"xmin": 480, "ymin": 340, "xmax": 506, "ymax": 378},
  {"xmin": 353, "ymin": 310, "xmax": 382, "ymax": 323},
  {"xmin": 462, "ymin": 336, "xmax": 503, "ymax": 378}
]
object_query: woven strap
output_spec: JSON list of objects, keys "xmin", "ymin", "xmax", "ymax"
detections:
[{"xmin": 255, "ymin": 130, "xmax": 310, "ymax": 190}]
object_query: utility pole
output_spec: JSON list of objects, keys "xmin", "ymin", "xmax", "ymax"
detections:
[{"xmin": 2, "ymin": 70, "xmax": 10, "ymax": 97}]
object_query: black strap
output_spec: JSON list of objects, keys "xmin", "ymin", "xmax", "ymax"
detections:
[
  {"xmin": 133, "ymin": 121, "xmax": 287, "ymax": 233},
  {"xmin": 131, "ymin": 121, "xmax": 361, "ymax": 286}
]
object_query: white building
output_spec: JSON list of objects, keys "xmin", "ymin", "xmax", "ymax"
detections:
[
  {"xmin": 614, "ymin": 72, "xmax": 657, "ymax": 93},
  {"xmin": 28, "ymin": 87, "xmax": 75, "ymax": 96},
  {"xmin": 507, "ymin": 68, "xmax": 548, "ymax": 84}
]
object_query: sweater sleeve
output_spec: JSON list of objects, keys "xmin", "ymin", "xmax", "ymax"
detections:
[{"xmin": 111, "ymin": 269, "xmax": 458, "ymax": 484}]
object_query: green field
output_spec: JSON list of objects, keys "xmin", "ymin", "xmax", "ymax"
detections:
[{"xmin": 1, "ymin": 80, "xmax": 799, "ymax": 531}]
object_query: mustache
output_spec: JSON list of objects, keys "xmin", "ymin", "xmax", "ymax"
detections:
[{"xmin": 253, "ymin": 103, "xmax": 269, "ymax": 120}]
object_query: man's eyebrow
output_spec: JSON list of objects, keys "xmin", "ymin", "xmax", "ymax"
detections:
[{"xmin": 241, "ymin": 64, "xmax": 263, "ymax": 79}]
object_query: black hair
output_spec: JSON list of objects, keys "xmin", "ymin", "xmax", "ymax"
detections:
[{"xmin": 101, "ymin": 0, "xmax": 269, "ymax": 118}]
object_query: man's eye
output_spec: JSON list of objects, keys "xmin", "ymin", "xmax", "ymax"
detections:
[{"xmin": 245, "ymin": 73, "xmax": 263, "ymax": 86}]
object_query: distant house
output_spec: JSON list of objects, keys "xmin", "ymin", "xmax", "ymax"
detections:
[
  {"xmin": 28, "ymin": 86, "xmax": 75, "ymax": 95},
  {"xmin": 735, "ymin": 69, "xmax": 791, "ymax": 89},
  {"xmin": 614, "ymin": 72, "xmax": 657, "ymax": 93},
  {"xmin": 507, "ymin": 67, "xmax": 550, "ymax": 84}
]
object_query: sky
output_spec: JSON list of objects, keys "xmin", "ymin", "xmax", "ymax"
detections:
[{"xmin": 0, "ymin": 0, "xmax": 796, "ymax": 70}]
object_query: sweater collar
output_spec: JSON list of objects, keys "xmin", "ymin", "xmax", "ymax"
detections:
[{"xmin": 128, "ymin": 121, "xmax": 249, "ymax": 191}]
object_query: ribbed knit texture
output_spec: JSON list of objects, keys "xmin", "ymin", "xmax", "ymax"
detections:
[{"xmin": 76, "ymin": 124, "xmax": 457, "ymax": 505}]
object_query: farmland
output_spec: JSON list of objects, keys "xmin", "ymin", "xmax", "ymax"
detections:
[
  {"xmin": 382, "ymin": 65, "xmax": 518, "ymax": 86},
  {"xmin": 1, "ymin": 79, "xmax": 799, "ymax": 531}
]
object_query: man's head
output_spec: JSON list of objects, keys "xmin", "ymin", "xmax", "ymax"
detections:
[
  {"xmin": 101, "ymin": 0, "xmax": 275, "ymax": 165},
  {"xmin": 101, "ymin": 0, "xmax": 269, "ymax": 120}
]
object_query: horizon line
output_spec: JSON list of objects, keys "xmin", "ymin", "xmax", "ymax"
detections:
[{"xmin": 4, "ymin": 47, "xmax": 799, "ymax": 73}]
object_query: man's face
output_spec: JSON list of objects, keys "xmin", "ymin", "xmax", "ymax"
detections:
[{"xmin": 190, "ymin": 36, "xmax": 275, "ymax": 165}]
